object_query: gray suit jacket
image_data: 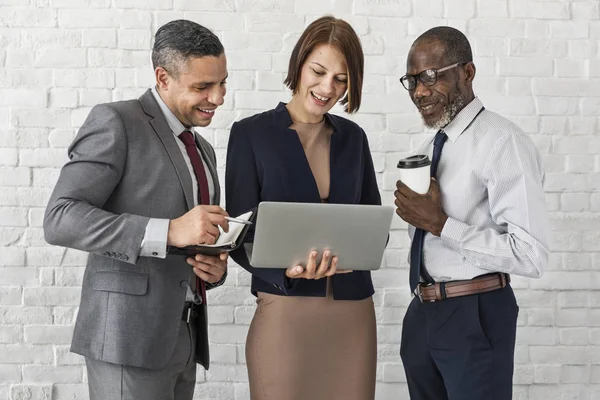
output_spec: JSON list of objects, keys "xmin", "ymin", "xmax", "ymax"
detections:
[{"xmin": 44, "ymin": 89, "xmax": 223, "ymax": 370}]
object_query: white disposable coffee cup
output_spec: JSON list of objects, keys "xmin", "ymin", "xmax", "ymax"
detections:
[{"xmin": 397, "ymin": 155, "xmax": 431, "ymax": 194}]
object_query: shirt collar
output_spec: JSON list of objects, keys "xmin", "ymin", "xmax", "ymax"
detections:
[
  {"xmin": 150, "ymin": 86, "xmax": 189, "ymax": 137},
  {"xmin": 442, "ymin": 96, "xmax": 484, "ymax": 143}
]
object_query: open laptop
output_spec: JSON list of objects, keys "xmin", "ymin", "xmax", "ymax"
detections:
[{"xmin": 250, "ymin": 202, "xmax": 394, "ymax": 271}]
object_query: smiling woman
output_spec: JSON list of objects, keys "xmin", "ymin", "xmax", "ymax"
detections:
[{"xmin": 225, "ymin": 15, "xmax": 381, "ymax": 400}]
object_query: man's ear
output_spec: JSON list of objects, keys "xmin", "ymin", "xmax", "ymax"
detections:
[
  {"xmin": 155, "ymin": 66, "xmax": 170, "ymax": 91},
  {"xmin": 463, "ymin": 62, "xmax": 476, "ymax": 85}
]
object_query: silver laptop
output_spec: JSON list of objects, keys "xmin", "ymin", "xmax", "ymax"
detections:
[{"xmin": 250, "ymin": 202, "xmax": 394, "ymax": 271}]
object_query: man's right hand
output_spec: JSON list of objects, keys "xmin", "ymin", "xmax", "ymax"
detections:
[{"xmin": 167, "ymin": 205, "xmax": 229, "ymax": 247}]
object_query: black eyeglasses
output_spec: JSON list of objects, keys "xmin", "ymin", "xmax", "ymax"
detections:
[{"xmin": 399, "ymin": 62, "xmax": 464, "ymax": 91}]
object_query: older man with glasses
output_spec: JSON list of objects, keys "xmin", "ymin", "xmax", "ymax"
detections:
[{"xmin": 393, "ymin": 26, "xmax": 550, "ymax": 400}]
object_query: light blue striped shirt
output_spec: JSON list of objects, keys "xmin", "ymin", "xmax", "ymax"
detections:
[{"xmin": 410, "ymin": 97, "xmax": 550, "ymax": 281}]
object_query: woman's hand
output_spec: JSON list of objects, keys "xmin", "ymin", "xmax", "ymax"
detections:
[{"xmin": 285, "ymin": 250, "xmax": 352, "ymax": 279}]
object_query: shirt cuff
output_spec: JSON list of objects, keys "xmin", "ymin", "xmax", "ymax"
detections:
[
  {"xmin": 440, "ymin": 217, "xmax": 469, "ymax": 251},
  {"xmin": 139, "ymin": 218, "xmax": 170, "ymax": 258}
]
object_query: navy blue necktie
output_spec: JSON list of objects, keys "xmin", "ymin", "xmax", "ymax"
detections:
[{"xmin": 409, "ymin": 130, "xmax": 448, "ymax": 293}]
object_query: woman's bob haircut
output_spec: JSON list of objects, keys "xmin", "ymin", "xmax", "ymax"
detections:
[{"xmin": 284, "ymin": 16, "xmax": 364, "ymax": 113}]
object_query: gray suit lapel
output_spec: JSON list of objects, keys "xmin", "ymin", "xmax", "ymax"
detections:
[{"xmin": 139, "ymin": 90, "xmax": 194, "ymax": 210}]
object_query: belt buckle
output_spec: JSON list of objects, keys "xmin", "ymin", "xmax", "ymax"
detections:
[{"xmin": 416, "ymin": 283, "xmax": 435, "ymax": 303}]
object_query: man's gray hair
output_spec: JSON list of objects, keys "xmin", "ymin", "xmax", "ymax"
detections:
[{"xmin": 152, "ymin": 20, "xmax": 224, "ymax": 78}]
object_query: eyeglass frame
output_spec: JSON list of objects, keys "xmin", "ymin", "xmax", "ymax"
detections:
[{"xmin": 399, "ymin": 62, "xmax": 465, "ymax": 91}]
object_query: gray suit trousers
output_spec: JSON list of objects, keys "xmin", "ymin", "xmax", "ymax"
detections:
[{"xmin": 86, "ymin": 321, "xmax": 197, "ymax": 400}]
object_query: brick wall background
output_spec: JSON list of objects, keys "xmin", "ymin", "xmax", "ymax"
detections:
[{"xmin": 1, "ymin": 0, "xmax": 599, "ymax": 399}]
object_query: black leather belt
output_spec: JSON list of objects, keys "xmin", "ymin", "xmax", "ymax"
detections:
[{"xmin": 182, "ymin": 302, "xmax": 201, "ymax": 323}]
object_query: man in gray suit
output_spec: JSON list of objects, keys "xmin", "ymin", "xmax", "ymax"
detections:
[{"xmin": 44, "ymin": 20, "xmax": 231, "ymax": 400}]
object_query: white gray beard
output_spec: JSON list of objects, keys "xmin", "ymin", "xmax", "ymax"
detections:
[{"xmin": 422, "ymin": 89, "xmax": 466, "ymax": 130}]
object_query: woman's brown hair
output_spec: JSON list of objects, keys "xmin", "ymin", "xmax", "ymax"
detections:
[{"xmin": 284, "ymin": 16, "xmax": 364, "ymax": 113}]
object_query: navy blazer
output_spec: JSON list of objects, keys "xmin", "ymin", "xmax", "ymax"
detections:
[{"xmin": 225, "ymin": 103, "xmax": 382, "ymax": 300}]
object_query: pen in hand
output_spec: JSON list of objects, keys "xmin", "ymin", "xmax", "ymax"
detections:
[{"xmin": 224, "ymin": 216, "xmax": 253, "ymax": 225}]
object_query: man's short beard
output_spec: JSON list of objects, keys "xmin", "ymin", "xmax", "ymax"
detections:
[{"xmin": 423, "ymin": 87, "xmax": 465, "ymax": 130}]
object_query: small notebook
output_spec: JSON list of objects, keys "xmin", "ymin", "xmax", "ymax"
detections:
[{"xmin": 168, "ymin": 210, "xmax": 254, "ymax": 256}]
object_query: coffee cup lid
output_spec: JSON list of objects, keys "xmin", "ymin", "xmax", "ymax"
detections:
[{"xmin": 397, "ymin": 154, "xmax": 431, "ymax": 169}]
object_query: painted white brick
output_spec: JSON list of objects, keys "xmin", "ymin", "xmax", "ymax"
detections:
[
  {"xmin": 498, "ymin": 58, "xmax": 553, "ymax": 78},
  {"xmin": 354, "ymin": 0, "xmax": 412, "ymax": 17},
  {"xmin": 509, "ymin": 39, "xmax": 568, "ymax": 58},
  {"xmin": 591, "ymin": 193, "xmax": 600, "ymax": 212},
  {"xmin": 184, "ymin": 11, "xmax": 244, "ymax": 32},
  {"xmin": 511, "ymin": 2, "xmax": 569, "ymax": 20},
  {"xmin": 256, "ymin": 71, "xmax": 284, "ymax": 92},
  {"xmin": 24, "ymin": 325, "xmax": 73, "ymax": 345},
  {"xmin": 581, "ymin": 98, "xmax": 600, "ymax": 116},
  {"xmin": 0, "ymin": 287, "xmax": 21, "ymax": 306},
  {"xmin": 51, "ymin": 0, "xmax": 110, "ymax": 7},
  {"xmin": 569, "ymin": 40, "xmax": 596, "ymax": 60},
  {"xmin": 0, "ymin": 89, "xmax": 46, "ymax": 109},
  {"xmin": 22, "ymin": 28, "xmax": 80, "ymax": 48},
  {"xmin": 572, "ymin": 2, "xmax": 600, "ymax": 21},
  {"xmin": 560, "ymin": 193, "xmax": 590, "ymax": 212},
  {"xmin": 0, "ymin": 167, "xmax": 29, "ymax": 186},
  {"xmin": 57, "ymin": 9, "xmax": 122, "ymax": 28},
  {"xmin": 114, "ymin": 0, "xmax": 171, "ymax": 9},
  {"xmin": 5, "ymin": 48, "xmax": 33, "ymax": 68},
  {"xmin": 532, "ymin": 78, "xmax": 600, "ymax": 97},
  {"xmin": 561, "ymin": 365, "xmax": 590, "ymax": 383},
  {"xmin": 478, "ymin": 1, "xmax": 508, "ymax": 18},
  {"xmin": 234, "ymin": 0, "xmax": 294, "ymax": 12},
  {"xmin": 120, "ymin": 10, "xmax": 152, "ymax": 29},
  {"xmin": 413, "ymin": 0, "xmax": 442, "ymax": 17},
  {"xmin": 23, "ymin": 287, "xmax": 80, "ymax": 306},
  {"xmin": 11, "ymin": 385, "xmax": 53, "ymax": 400},
  {"xmin": 19, "ymin": 149, "xmax": 67, "ymax": 167},
  {"xmin": 526, "ymin": 21, "xmax": 550, "ymax": 40},
  {"xmin": 23, "ymin": 365, "xmax": 82, "ymax": 383},
  {"xmin": 540, "ymin": 116, "xmax": 567, "ymax": 136},
  {"xmin": 0, "ymin": 7, "xmax": 56, "ymax": 28},
  {"xmin": 11, "ymin": 109, "xmax": 71, "ymax": 129},
  {"xmin": 469, "ymin": 19, "xmax": 526, "ymax": 38},
  {"xmin": 222, "ymin": 31, "xmax": 282, "ymax": 52},
  {"xmin": 294, "ymin": 0, "xmax": 353, "ymax": 14},
  {"xmin": 550, "ymin": 21, "xmax": 590, "ymax": 40},
  {"xmin": 80, "ymin": 88, "xmax": 112, "ymax": 107},
  {"xmin": 88, "ymin": 49, "xmax": 151, "ymax": 68},
  {"xmin": 82, "ymin": 29, "xmax": 117, "ymax": 48},
  {"xmin": 536, "ymin": 97, "xmax": 578, "ymax": 116},
  {"xmin": 556, "ymin": 59, "xmax": 588, "ymax": 78},
  {"xmin": 173, "ymin": 0, "xmax": 235, "ymax": 11},
  {"xmin": 117, "ymin": 29, "xmax": 151, "ymax": 50},
  {"xmin": 49, "ymin": 89, "xmax": 78, "ymax": 108},
  {"xmin": 534, "ymin": 365, "xmax": 561, "ymax": 384}
]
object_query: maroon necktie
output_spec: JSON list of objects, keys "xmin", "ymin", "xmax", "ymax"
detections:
[{"xmin": 178, "ymin": 130, "xmax": 209, "ymax": 304}]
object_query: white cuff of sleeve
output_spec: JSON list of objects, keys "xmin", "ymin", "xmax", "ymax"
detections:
[
  {"xmin": 139, "ymin": 218, "xmax": 170, "ymax": 258},
  {"xmin": 440, "ymin": 217, "xmax": 469, "ymax": 251}
]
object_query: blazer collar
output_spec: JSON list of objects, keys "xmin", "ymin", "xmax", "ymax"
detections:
[{"xmin": 273, "ymin": 102, "xmax": 341, "ymax": 133}]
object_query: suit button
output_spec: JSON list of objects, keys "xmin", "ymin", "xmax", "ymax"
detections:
[
  {"xmin": 152, "ymin": 252, "xmax": 158, "ymax": 256},
  {"xmin": 102, "ymin": 251, "xmax": 109, "ymax": 256},
  {"xmin": 122, "ymin": 255, "xmax": 129, "ymax": 261},
  {"xmin": 180, "ymin": 281, "xmax": 188, "ymax": 289}
]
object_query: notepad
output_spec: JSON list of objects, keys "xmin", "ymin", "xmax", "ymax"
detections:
[
  {"xmin": 202, "ymin": 211, "xmax": 254, "ymax": 247},
  {"xmin": 167, "ymin": 210, "xmax": 254, "ymax": 256}
]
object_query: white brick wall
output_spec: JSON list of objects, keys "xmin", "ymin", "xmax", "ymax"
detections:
[{"xmin": 0, "ymin": 1, "xmax": 598, "ymax": 399}]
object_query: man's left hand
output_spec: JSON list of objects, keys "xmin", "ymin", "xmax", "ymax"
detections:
[
  {"xmin": 394, "ymin": 178, "xmax": 448, "ymax": 237},
  {"xmin": 186, "ymin": 253, "xmax": 228, "ymax": 283}
]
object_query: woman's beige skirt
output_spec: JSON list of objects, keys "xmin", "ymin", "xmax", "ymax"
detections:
[{"xmin": 246, "ymin": 279, "xmax": 377, "ymax": 400}]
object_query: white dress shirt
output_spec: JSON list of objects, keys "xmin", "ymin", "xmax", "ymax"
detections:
[{"xmin": 410, "ymin": 97, "xmax": 550, "ymax": 282}]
